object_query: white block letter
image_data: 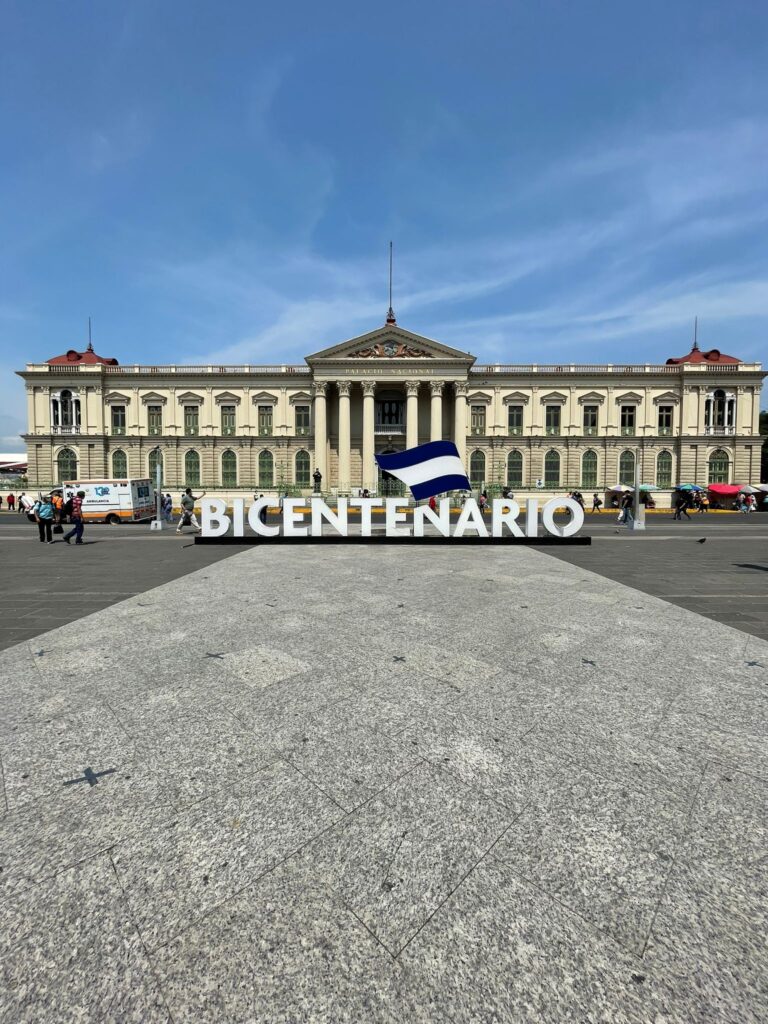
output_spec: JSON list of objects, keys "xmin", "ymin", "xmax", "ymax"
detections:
[
  {"xmin": 525, "ymin": 498, "xmax": 539, "ymax": 537},
  {"xmin": 454, "ymin": 498, "xmax": 489, "ymax": 538},
  {"xmin": 232, "ymin": 497, "xmax": 245, "ymax": 537},
  {"xmin": 349, "ymin": 497, "xmax": 382, "ymax": 537},
  {"xmin": 385, "ymin": 497, "xmax": 411, "ymax": 537},
  {"xmin": 248, "ymin": 498, "xmax": 278, "ymax": 537},
  {"xmin": 492, "ymin": 499, "xmax": 523, "ymax": 538},
  {"xmin": 413, "ymin": 498, "xmax": 451, "ymax": 537},
  {"xmin": 282, "ymin": 497, "xmax": 308, "ymax": 537},
  {"xmin": 201, "ymin": 499, "xmax": 230, "ymax": 538},
  {"xmin": 311, "ymin": 498, "xmax": 348, "ymax": 537},
  {"xmin": 542, "ymin": 497, "xmax": 584, "ymax": 538}
]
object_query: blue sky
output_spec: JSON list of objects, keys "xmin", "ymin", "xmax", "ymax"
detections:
[{"xmin": 1, "ymin": 0, "xmax": 767, "ymax": 447}]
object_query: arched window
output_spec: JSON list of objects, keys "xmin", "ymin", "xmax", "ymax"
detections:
[
  {"xmin": 712, "ymin": 389, "xmax": 727, "ymax": 427},
  {"xmin": 57, "ymin": 447, "xmax": 77, "ymax": 481},
  {"xmin": 60, "ymin": 390, "xmax": 72, "ymax": 426},
  {"xmin": 507, "ymin": 450, "xmax": 523, "ymax": 488},
  {"xmin": 221, "ymin": 450, "xmax": 237, "ymax": 487},
  {"xmin": 619, "ymin": 450, "xmax": 635, "ymax": 486},
  {"xmin": 469, "ymin": 450, "xmax": 485, "ymax": 488},
  {"xmin": 544, "ymin": 449, "xmax": 560, "ymax": 488},
  {"xmin": 258, "ymin": 450, "xmax": 274, "ymax": 488},
  {"xmin": 656, "ymin": 450, "xmax": 672, "ymax": 489},
  {"xmin": 112, "ymin": 449, "xmax": 127, "ymax": 478},
  {"xmin": 148, "ymin": 449, "xmax": 163, "ymax": 485},
  {"xmin": 185, "ymin": 449, "xmax": 200, "ymax": 487},
  {"xmin": 708, "ymin": 448, "xmax": 730, "ymax": 485},
  {"xmin": 581, "ymin": 450, "xmax": 598, "ymax": 490},
  {"xmin": 295, "ymin": 449, "xmax": 310, "ymax": 487}
]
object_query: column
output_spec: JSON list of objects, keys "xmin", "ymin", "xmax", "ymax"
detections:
[
  {"xmin": 454, "ymin": 382, "xmax": 467, "ymax": 467},
  {"xmin": 361, "ymin": 380, "xmax": 376, "ymax": 491},
  {"xmin": 430, "ymin": 380, "xmax": 443, "ymax": 443},
  {"xmin": 405, "ymin": 380, "xmax": 420, "ymax": 449},
  {"xmin": 313, "ymin": 382, "xmax": 327, "ymax": 481},
  {"xmin": 337, "ymin": 380, "xmax": 351, "ymax": 493}
]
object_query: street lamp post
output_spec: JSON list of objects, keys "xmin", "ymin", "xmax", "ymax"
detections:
[
  {"xmin": 150, "ymin": 448, "xmax": 163, "ymax": 531},
  {"xmin": 630, "ymin": 445, "xmax": 646, "ymax": 531}
]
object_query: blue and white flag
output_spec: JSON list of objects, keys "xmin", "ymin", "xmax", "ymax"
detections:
[{"xmin": 375, "ymin": 441, "xmax": 471, "ymax": 501}]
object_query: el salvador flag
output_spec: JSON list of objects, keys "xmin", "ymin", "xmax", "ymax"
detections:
[{"xmin": 375, "ymin": 441, "xmax": 471, "ymax": 501}]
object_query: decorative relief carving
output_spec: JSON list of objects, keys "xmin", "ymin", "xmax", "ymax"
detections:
[
  {"xmin": 337, "ymin": 380, "xmax": 352, "ymax": 397},
  {"xmin": 405, "ymin": 380, "xmax": 421, "ymax": 397},
  {"xmin": 430, "ymin": 380, "xmax": 444, "ymax": 396},
  {"xmin": 361, "ymin": 380, "xmax": 377, "ymax": 397},
  {"xmin": 350, "ymin": 342, "xmax": 433, "ymax": 358},
  {"xmin": 454, "ymin": 382, "xmax": 468, "ymax": 397}
]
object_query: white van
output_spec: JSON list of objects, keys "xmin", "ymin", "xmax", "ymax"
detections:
[{"xmin": 61, "ymin": 478, "xmax": 155, "ymax": 525}]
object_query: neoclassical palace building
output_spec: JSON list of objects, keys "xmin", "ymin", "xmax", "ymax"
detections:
[{"xmin": 18, "ymin": 319, "xmax": 765, "ymax": 498}]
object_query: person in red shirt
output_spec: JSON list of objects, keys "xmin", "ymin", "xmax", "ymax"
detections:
[
  {"xmin": 6, "ymin": 493, "xmax": 14, "ymax": 511},
  {"xmin": 428, "ymin": 495, "xmax": 437, "ymax": 513},
  {"xmin": 63, "ymin": 491, "xmax": 86, "ymax": 545}
]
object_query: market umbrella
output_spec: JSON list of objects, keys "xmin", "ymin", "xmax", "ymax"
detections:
[
  {"xmin": 609, "ymin": 484, "xmax": 633, "ymax": 492},
  {"xmin": 639, "ymin": 484, "xmax": 659, "ymax": 491},
  {"xmin": 738, "ymin": 485, "xmax": 761, "ymax": 494},
  {"xmin": 757, "ymin": 483, "xmax": 768, "ymax": 492},
  {"xmin": 676, "ymin": 483, "xmax": 703, "ymax": 491},
  {"xmin": 707, "ymin": 484, "xmax": 743, "ymax": 496}
]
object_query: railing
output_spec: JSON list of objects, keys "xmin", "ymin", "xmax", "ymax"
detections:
[
  {"xmin": 374, "ymin": 424, "xmax": 404, "ymax": 435},
  {"xmin": 101, "ymin": 365, "xmax": 311, "ymax": 374},
  {"xmin": 704, "ymin": 425, "xmax": 735, "ymax": 436},
  {"xmin": 545, "ymin": 427, "xmax": 560, "ymax": 436},
  {"xmin": 51, "ymin": 425, "xmax": 80, "ymax": 434},
  {"xmin": 470, "ymin": 363, "xmax": 759, "ymax": 374},
  {"xmin": 620, "ymin": 427, "xmax": 636, "ymax": 436},
  {"xmin": 583, "ymin": 426, "xmax": 598, "ymax": 435}
]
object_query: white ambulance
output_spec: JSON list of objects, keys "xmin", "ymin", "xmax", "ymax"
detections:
[{"xmin": 61, "ymin": 478, "xmax": 155, "ymax": 525}]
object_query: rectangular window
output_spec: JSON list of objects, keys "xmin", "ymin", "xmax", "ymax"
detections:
[
  {"xmin": 620, "ymin": 405, "xmax": 636, "ymax": 436},
  {"xmin": 295, "ymin": 405, "xmax": 311, "ymax": 436},
  {"xmin": 545, "ymin": 406, "xmax": 561, "ymax": 436},
  {"xmin": 184, "ymin": 406, "xmax": 199, "ymax": 436},
  {"xmin": 507, "ymin": 405, "xmax": 523, "ymax": 435},
  {"xmin": 583, "ymin": 405, "xmax": 598, "ymax": 435},
  {"xmin": 657, "ymin": 406, "xmax": 673, "ymax": 435},
  {"xmin": 258, "ymin": 405, "xmax": 273, "ymax": 436},
  {"xmin": 148, "ymin": 405, "xmax": 163, "ymax": 435},
  {"xmin": 221, "ymin": 405, "xmax": 236, "ymax": 436},
  {"xmin": 111, "ymin": 405, "xmax": 126, "ymax": 436},
  {"xmin": 470, "ymin": 405, "xmax": 486, "ymax": 435}
]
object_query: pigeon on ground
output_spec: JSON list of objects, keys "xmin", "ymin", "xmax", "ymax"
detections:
[{"xmin": 697, "ymin": 538, "xmax": 707, "ymax": 544}]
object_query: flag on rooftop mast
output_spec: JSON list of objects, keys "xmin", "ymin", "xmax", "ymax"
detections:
[{"xmin": 386, "ymin": 241, "xmax": 396, "ymax": 325}]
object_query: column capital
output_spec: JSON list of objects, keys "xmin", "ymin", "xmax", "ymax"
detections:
[
  {"xmin": 312, "ymin": 382, "xmax": 328, "ymax": 398},
  {"xmin": 405, "ymin": 379, "xmax": 421, "ymax": 397},
  {"xmin": 337, "ymin": 380, "xmax": 352, "ymax": 397},
  {"xmin": 430, "ymin": 380, "xmax": 444, "ymax": 397},
  {"xmin": 361, "ymin": 380, "xmax": 377, "ymax": 397},
  {"xmin": 454, "ymin": 381, "xmax": 468, "ymax": 398}
]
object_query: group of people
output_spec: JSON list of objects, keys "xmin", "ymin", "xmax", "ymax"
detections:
[
  {"xmin": 0, "ymin": 492, "xmax": 32, "ymax": 513},
  {"xmin": 26, "ymin": 490, "xmax": 86, "ymax": 545}
]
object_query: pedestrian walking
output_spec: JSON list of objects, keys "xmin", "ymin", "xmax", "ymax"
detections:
[
  {"xmin": 0, "ymin": 495, "xmax": 3, "ymax": 511},
  {"xmin": 673, "ymin": 494, "xmax": 691, "ymax": 521},
  {"xmin": 162, "ymin": 493, "xmax": 174, "ymax": 523},
  {"xmin": 176, "ymin": 487, "xmax": 205, "ymax": 534},
  {"xmin": 478, "ymin": 492, "xmax": 488, "ymax": 514},
  {"xmin": 63, "ymin": 490, "xmax": 86, "ymax": 544},
  {"xmin": 619, "ymin": 491, "xmax": 634, "ymax": 525},
  {"xmin": 699, "ymin": 493, "xmax": 709, "ymax": 513},
  {"xmin": 7, "ymin": 493, "xmax": 14, "ymax": 511},
  {"xmin": 591, "ymin": 493, "xmax": 602, "ymax": 513},
  {"xmin": 574, "ymin": 490, "xmax": 585, "ymax": 510},
  {"xmin": 33, "ymin": 494, "xmax": 56, "ymax": 544},
  {"xmin": 17, "ymin": 491, "xmax": 26, "ymax": 513}
]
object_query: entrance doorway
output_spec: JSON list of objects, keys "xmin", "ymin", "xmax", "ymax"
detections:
[{"xmin": 376, "ymin": 444, "xmax": 406, "ymax": 497}]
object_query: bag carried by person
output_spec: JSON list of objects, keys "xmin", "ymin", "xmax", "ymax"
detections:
[{"xmin": 53, "ymin": 523, "xmax": 64, "ymax": 534}]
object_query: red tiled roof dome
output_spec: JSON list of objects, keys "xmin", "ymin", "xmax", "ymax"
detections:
[
  {"xmin": 46, "ymin": 342, "xmax": 119, "ymax": 366},
  {"xmin": 666, "ymin": 342, "xmax": 740, "ymax": 366}
]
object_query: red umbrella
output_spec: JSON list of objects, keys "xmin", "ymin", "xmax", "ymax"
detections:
[{"xmin": 707, "ymin": 484, "xmax": 744, "ymax": 496}]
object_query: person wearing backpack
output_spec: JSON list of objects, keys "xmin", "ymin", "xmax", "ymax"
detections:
[
  {"xmin": 63, "ymin": 491, "xmax": 86, "ymax": 545},
  {"xmin": 33, "ymin": 494, "xmax": 56, "ymax": 544}
]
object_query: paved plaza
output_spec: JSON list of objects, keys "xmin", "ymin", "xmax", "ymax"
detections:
[{"xmin": 0, "ymin": 521, "xmax": 766, "ymax": 1021}]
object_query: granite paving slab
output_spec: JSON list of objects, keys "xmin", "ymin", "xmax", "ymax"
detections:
[
  {"xmin": 492, "ymin": 762, "xmax": 691, "ymax": 955},
  {"xmin": 111, "ymin": 759, "xmax": 344, "ymax": 950},
  {"xmin": 301, "ymin": 761, "xmax": 510, "ymax": 956},
  {"xmin": 0, "ymin": 855, "xmax": 170, "ymax": 1023},
  {"xmin": 152, "ymin": 862, "xmax": 401, "ymax": 1024}
]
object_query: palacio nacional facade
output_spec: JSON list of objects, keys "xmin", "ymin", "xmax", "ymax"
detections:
[{"xmin": 18, "ymin": 318, "xmax": 765, "ymax": 498}]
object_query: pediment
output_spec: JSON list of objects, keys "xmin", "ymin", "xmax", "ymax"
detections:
[
  {"xmin": 502, "ymin": 391, "xmax": 530, "ymax": 405},
  {"xmin": 615, "ymin": 391, "xmax": 643, "ymax": 404},
  {"xmin": 214, "ymin": 391, "xmax": 242, "ymax": 405},
  {"xmin": 306, "ymin": 324, "xmax": 475, "ymax": 364},
  {"xmin": 540, "ymin": 391, "xmax": 568, "ymax": 405},
  {"xmin": 104, "ymin": 391, "xmax": 131, "ymax": 405},
  {"xmin": 653, "ymin": 391, "xmax": 680, "ymax": 405},
  {"xmin": 140, "ymin": 391, "xmax": 167, "ymax": 405},
  {"xmin": 177, "ymin": 391, "xmax": 204, "ymax": 404},
  {"xmin": 577, "ymin": 391, "xmax": 606, "ymax": 405},
  {"xmin": 251, "ymin": 391, "xmax": 278, "ymax": 405},
  {"xmin": 288, "ymin": 391, "xmax": 313, "ymax": 404}
]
